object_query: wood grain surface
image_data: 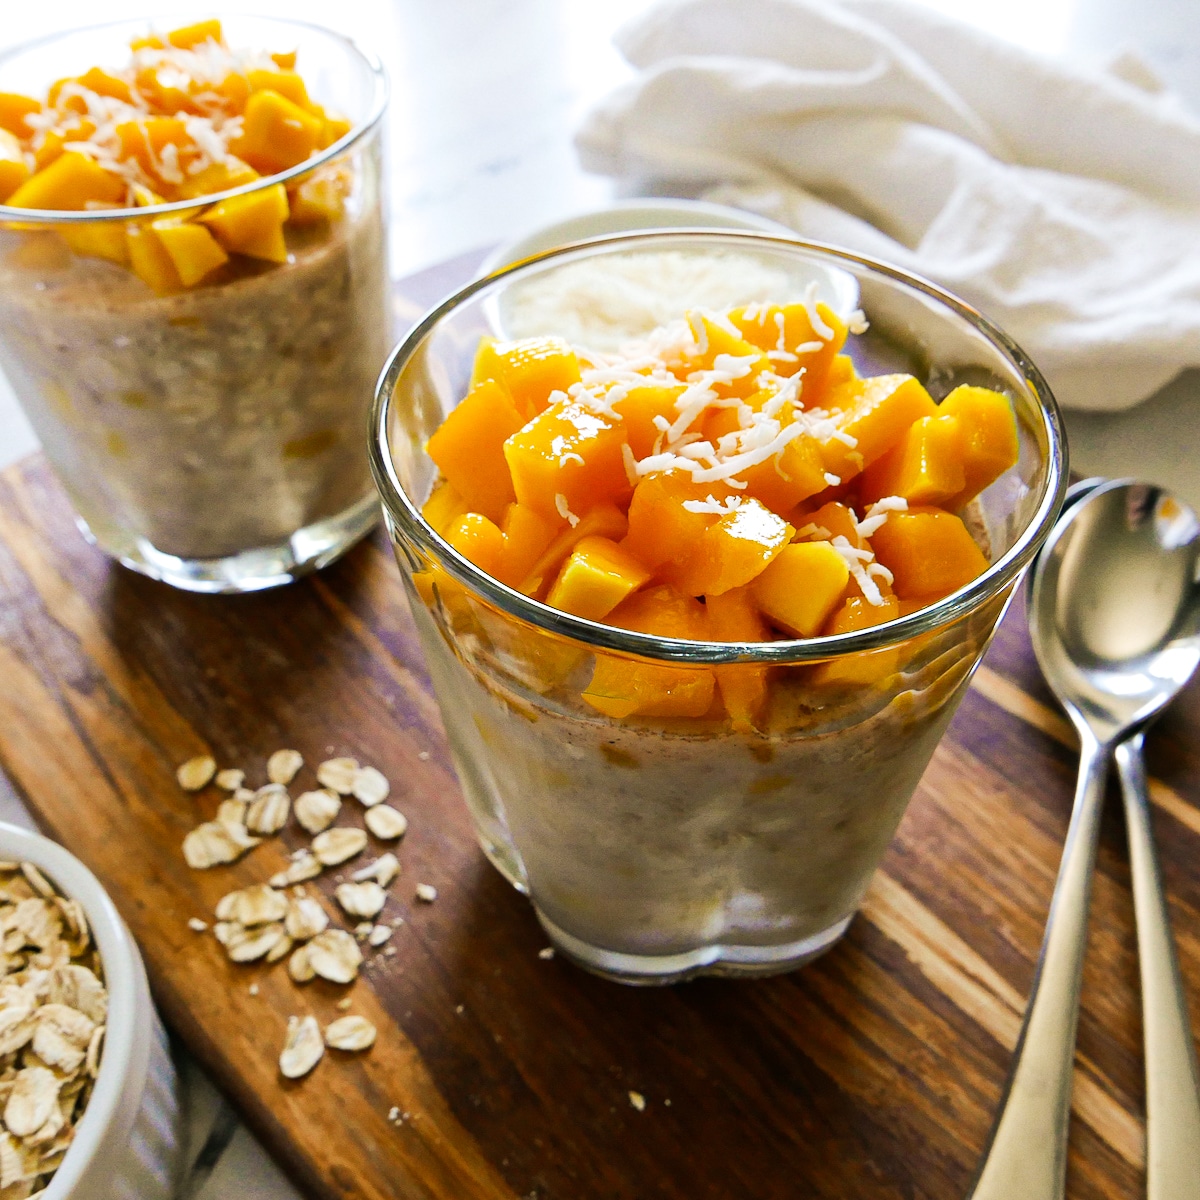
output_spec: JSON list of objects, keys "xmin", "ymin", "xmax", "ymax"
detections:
[{"xmin": 1, "ymin": 259, "xmax": 1199, "ymax": 1199}]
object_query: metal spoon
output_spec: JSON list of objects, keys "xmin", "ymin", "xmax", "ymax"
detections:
[{"xmin": 968, "ymin": 479, "xmax": 1200, "ymax": 1200}]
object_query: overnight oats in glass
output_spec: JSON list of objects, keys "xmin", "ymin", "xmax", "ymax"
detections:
[
  {"xmin": 370, "ymin": 232, "xmax": 1066, "ymax": 984},
  {"xmin": 0, "ymin": 17, "xmax": 390, "ymax": 592}
]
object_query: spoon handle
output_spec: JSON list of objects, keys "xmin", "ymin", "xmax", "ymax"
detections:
[
  {"xmin": 1115, "ymin": 733, "xmax": 1200, "ymax": 1200},
  {"xmin": 967, "ymin": 729, "xmax": 1108, "ymax": 1200}
]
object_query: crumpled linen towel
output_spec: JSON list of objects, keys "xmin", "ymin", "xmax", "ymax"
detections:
[{"xmin": 576, "ymin": 0, "xmax": 1200, "ymax": 411}]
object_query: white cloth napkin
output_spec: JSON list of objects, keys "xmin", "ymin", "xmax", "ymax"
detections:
[{"xmin": 576, "ymin": 0, "xmax": 1200, "ymax": 412}]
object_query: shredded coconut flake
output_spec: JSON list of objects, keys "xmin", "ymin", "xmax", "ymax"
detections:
[{"xmin": 554, "ymin": 493, "xmax": 580, "ymax": 528}]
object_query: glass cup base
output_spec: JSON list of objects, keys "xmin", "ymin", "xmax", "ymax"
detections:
[
  {"xmin": 534, "ymin": 908, "xmax": 854, "ymax": 987},
  {"xmin": 76, "ymin": 493, "xmax": 380, "ymax": 594}
]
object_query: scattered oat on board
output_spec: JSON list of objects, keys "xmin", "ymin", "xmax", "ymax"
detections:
[
  {"xmin": 177, "ymin": 755, "xmax": 216, "ymax": 791},
  {"xmin": 270, "ymin": 852, "xmax": 322, "ymax": 888},
  {"xmin": 0, "ymin": 861, "xmax": 107, "ymax": 1193},
  {"xmin": 215, "ymin": 797, "xmax": 248, "ymax": 828},
  {"xmin": 351, "ymin": 853, "xmax": 399, "ymax": 888},
  {"xmin": 182, "ymin": 821, "xmax": 260, "ymax": 869},
  {"xmin": 364, "ymin": 806, "xmax": 407, "ymax": 841},
  {"xmin": 249, "ymin": 983, "xmax": 259, "ymax": 996},
  {"xmin": 629, "ymin": 1091, "xmax": 646, "ymax": 1112},
  {"xmin": 306, "ymin": 930, "xmax": 363, "ymax": 984},
  {"xmin": 294, "ymin": 790, "xmax": 341, "ymax": 835},
  {"xmin": 279, "ymin": 1015, "xmax": 323, "ymax": 1079},
  {"xmin": 336, "ymin": 997, "xmax": 352, "ymax": 1012},
  {"xmin": 245, "ymin": 785, "xmax": 291, "ymax": 836},
  {"xmin": 316, "ymin": 757, "xmax": 359, "ymax": 795},
  {"xmin": 217, "ymin": 885, "xmax": 287, "ymax": 927},
  {"xmin": 312, "ymin": 828, "xmax": 368, "ymax": 867},
  {"xmin": 415, "ymin": 884, "xmax": 437, "ymax": 903},
  {"xmin": 368, "ymin": 924, "xmax": 392, "ymax": 948},
  {"xmin": 214, "ymin": 768, "xmax": 245, "ymax": 791},
  {"xmin": 284, "ymin": 896, "xmax": 328, "ymax": 942},
  {"xmin": 351, "ymin": 766, "xmax": 389, "ymax": 807},
  {"xmin": 288, "ymin": 944, "xmax": 315, "ymax": 983},
  {"xmin": 538, "ymin": 947, "xmax": 555, "ymax": 960},
  {"xmin": 187, "ymin": 918, "xmax": 208, "ymax": 933},
  {"xmin": 325, "ymin": 1015, "xmax": 376, "ymax": 1052},
  {"xmin": 267, "ymin": 749, "xmax": 304, "ymax": 786}
]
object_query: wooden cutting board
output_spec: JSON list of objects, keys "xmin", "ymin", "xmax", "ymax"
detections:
[{"xmin": 1, "ymin": 252, "xmax": 1199, "ymax": 1200}]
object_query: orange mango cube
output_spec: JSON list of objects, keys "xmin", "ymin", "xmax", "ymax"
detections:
[
  {"xmin": 426, "ymin": 379, "xmax": 524, "ymax": 523},
  {"xmin": 0, "ymin": 130, "xmax": 31, "ymax": 203},
  {"xmin": 167, "ymin": 19, "xmax": 224, "ymax": 49},
  {"xmin": 686, "ymin": 312, "xmax": 770, "ymax": 398},
  {"xmin": 674, "ymin": 498, "xmax": 794, "ymax": 597},
  {"xmin": 738, "ymin": 428, "xmax": 828, "ymax": 514},
  {"xmin": 200, "ymin": 182, "xmax": 289, "ymax": 262},
  {"xmin": 498, "ymin": 503, "xmax": 561, "ymax": 588},
  {"xmin": 937, "ymin": 385, "xmax": 1019, "ymax": 508},
  {"xmin": 812, "ymin": 594, "xmax": 902, "ymax": 687},
  {"xmin": 819, "ymin": 374, "xmax": 938, "ymax": 483},
  {"xmin": 230, "ymin": 89, "xmax": 322, "ymax": 175},
  {"xmin": 445, "ymin": 513, "xmax": 507, "ymax": 580},
  {"xmin": 860, "ymin": 414, "xmax": 966, "ymax": 506},
  {"xmin": 78, "ymin": 67, "xmax": 133, "ymax": 103},
  {"xmin": 5, "ymin": 151, "xmax": 125, "ymax": 211},
  {"xmin": 151, "ymin": 220, "xmax": 229, "ymax": 287},
  {"xmin": 177, "ymin": 159, "xmax": 260, "ymax": 201},
  {"xmin": 516, "ymin": 502, "xmax": 626, "ymax": 597},
  {"xmin": 421, "ymin": 480, "xmax": 468, "ymax": 536},
  {"xmin": 503, "ymin": 397, "xmax": 630, "ymax": 520},
  {"xmin": 612, "ymin": 383, "xmax": 684, "ymax": 459},
  {"xmin": 59, "ymin": 219, "xmax": 129, "ymax": 266},
  {"xmin": 246, "ymin": 69, "xmax": 310, "ymax": 109},
  {"xmin": 870, "ymin": 507, "xmax": 989, "ymax": 600},
  {"xmin": 125, "ymin": 222, "xmax": 182, "ymax": 294},
  {"xmin": 706, "ymin": 586, "xmax": 773, "ymax": 732},
  {"xmin": 471, "ymin": 336, "xmax": 581, "ymax": 419},
  {"xmin": 730, "ymin": 301, "xmax": 848, "ymax": 404},
  {"xmin": 546, "ymin": 536, "xmax": 652, "ymax": 621},
  {"xmin": 753, "ymin": 541, "xmax": 850, "ymax": 638},
  {"xmin": 622, "ymin": 472, "xmax": 717, "ymax": 576},
  {"xmin": 0, "ymin": 93, "xmax": 40, "ymax": 140},
  {"xmin": 583, "ymin": 586, "xmax": 715, "ymax": 719}
]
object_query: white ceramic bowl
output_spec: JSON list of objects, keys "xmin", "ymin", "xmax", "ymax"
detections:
[
  {"xmin": 0, "ymin": 822, "xmax": 185, "ymax": 1200},
  {"xmin": 476, "ymin": 198, "xmax": 860, "ymax": 348}
]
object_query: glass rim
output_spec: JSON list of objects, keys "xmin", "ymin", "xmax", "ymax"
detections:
[
  {"xmin": 0, "ymin": 14, "xmax": 388, "ymax": 225},
  {"xmin": 369, "ymin": 229, "xmax": 1069, "ymax": 666}
]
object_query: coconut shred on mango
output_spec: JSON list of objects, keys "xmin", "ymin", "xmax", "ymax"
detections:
[
  {"xmin": 0, "ymin": 19, "xmax": 354, "ymax": 292},
  {"xmin": 420, "ymin": 295, "xmax": 1019, "ymax": 728}
]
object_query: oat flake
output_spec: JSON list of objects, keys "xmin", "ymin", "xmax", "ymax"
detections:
[
  {"xmin": 325, "ymin": 1015, "xmax": 376, "ymax": 1052},
  {"xmin": 279, "ymin": 1015, "xmax": 323, "ymax": 1079},
  {"xmin": 312, "ymin": 827, "xmax": 368, "ymax": 867},
  {"xmin": 364, "ymin": 806, "xmax": 407, "ymax": 841},
  {"xmin": 177, "ymin": 756, "xmax": 216, "ymax": 791},
  {"xmin": 351, "ymin": 766, "xmax": 389, "ymax": 807},
  {"xmin": 267, "ymin": 749, "xmax": 304, "ymax": 786},
  {"xmin": 294, "ymin": 789, "xmax": 341, "ymax": 835},
  {"xmin": 316, "ymin": 757, "xmax": 359, "ymax": 795},
  {"xmin": 335, "ymin": 882, "xmax": 386, "ymax": 920},
  {"xmin": 306, "ymin": 930, "xmax": 362, "ymax": 984}
]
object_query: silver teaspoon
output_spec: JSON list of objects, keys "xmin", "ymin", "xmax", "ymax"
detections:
[{"xmin": 968, "ymin": 479, "xmax": 1200, "ymax": 1200}]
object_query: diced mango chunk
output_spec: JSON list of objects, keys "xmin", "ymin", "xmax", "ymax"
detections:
[
  {"xmin": 426, "ymin": 379, "xmax": 524, "ymax": 523},
  {"xmin": 471, "ymin": 336, "xmax": 581, "ymax": 419},
  {"xmin": 706, "ymin": 586, "xmax": 773, "ymax": 732},
  {"xmin": 78, "ymin": 67, "xmax": 133, "ymax": 103},
  {"xmin": 151, "ymin": 219, "xmax": 229, "ymax": 286},
  {"xmin": 819, "ymin": 374, "xmax": 939, "ymax": 484},
  {"xmin": 287, "ymin": 164, "xmax": 351, "ymax": 224},
  {"xmin": 583, "ymin": 586, "xmax": 715, "ymax": 719},
  {"xmin": 246, "ymin": 68, "xmax": 310, "ymax": 109},
  {"xmin": 0, "ymin": 130, "xmax": 31, "ymax": 203},
  {"xmin": 674, "ymin": 498, "xmax": 793, "ymax": 597},
  {"xmin": 870, "ymin": 507, "xmax": 989, "ymax": 600},
  {"xmin": 612, "ymin": 383, "xmax": 684, "ymax": 459},
  {"xmin": 800, "ymin": 501, "xmax": 866, "ymax": 549},
  {"xmin": 116, "ymin": 117, "xmax": 192, "ymax": 174},
  {"xmin": 622, "ymin": 472, "xmax": 718, "ymax": 577},
  {"xmin": 445, "ymin": 513, "xmax": 507, "ymax": 581},
  {"xmin": 937, "ymin": 385, "xmax": 1019, "ymax": 508},
  {"xmin": 59, "ymin": 219, "xmax": 129, "ymax": 266},
  {"xmin": 177, "ymin": 159, "xmax": 259, "ymax": 201},
  {"xmin": 167, "ymin": 19, "xmax": 224, "ymax": 49},
  {"xmin": 686, "ymin": 312, "xmax": 770, "ymax": 398},
  {"xmin": 125, "ymin": 222, "xmax": 181, "ymax": 294},
  {"xmin": 812, "ymin": 595, "xmax": 902, "ymax": 687},
  {"xmin": 0, "ymin": 93, "xmax": 40, "ymax": 140},
  {"xmin": 421, "ymin": 480, "xmax": 468, "ymax": 536},
  {"xmin": 737, "ymin": 426, "xmax": 828, "ymax": 514},
  {"xmin": 229, "ymin": 89, "xmax": 322, "ymax": 175},
  {"xmin": 200, "ymin": 182, "xmax": 289, "ymax": 262},
  {"xmin": 730, "ymin": 301, "xmax": 848, "ymax": 404},
  {"xmin": 5, "ymin": 151, "xmax": 125, "ymax": 211},
  {"xmin": 546, "ymin": 536, "xmax": 651, "ymax": 621},
  {"xmin": 753, "ymin": 541, "xmax": 850, "ymax": 638},
  {"xmin": 515, "ymin": 503, "xmax": 626, "ymax": 597},
  {"xmin": 498, "ymin": 503, "xmax": 561, "ymax": 589},
  {"xmin": 503, "ymin": 397, "xmax": 630, "ymax": 520},
  {"xmin": 860, "ymin": 414, "xmax": 966, "ymax": 506}
]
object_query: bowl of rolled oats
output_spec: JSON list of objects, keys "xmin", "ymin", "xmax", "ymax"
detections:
[{"xmin": 0, "ymin": 822, "xmax": 184, "ymax": 1200}]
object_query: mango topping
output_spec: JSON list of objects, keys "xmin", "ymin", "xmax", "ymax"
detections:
[
  {"xmin": 419, "ymin": 296, "xmax": 1021, "ymax": 724},
  {"xmin": 0, "ymin": 19, "xmax": 356, "ymax": 291}
]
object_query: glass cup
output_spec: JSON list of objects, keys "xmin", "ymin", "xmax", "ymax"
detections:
[
  {"xmin": 370, "ymin": 231, "xmax": 1067, "ymax": 984},
  {"xmin": 0, "ymin": 17, "xmax": 390, "ymax": 593}
]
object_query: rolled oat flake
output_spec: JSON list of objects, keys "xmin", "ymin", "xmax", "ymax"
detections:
[{"xmin": 280, "ymin": 1015, "xmax": 324, "ymax": 1079}]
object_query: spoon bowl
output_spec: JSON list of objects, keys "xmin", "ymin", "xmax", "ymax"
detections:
[{"xmin": 1030, "ymin": 479, "xmax": 1200, "ymax": 742}]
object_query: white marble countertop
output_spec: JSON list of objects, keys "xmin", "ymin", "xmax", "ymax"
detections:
[{"xmin": 0, "ymin": 1, "xmax": 1198, "ymax": 1196}]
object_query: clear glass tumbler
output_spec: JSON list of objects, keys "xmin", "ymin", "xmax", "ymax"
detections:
[
  {"xmin": 370, "ymin": 231, "xmax": 1067, "ymax": 984},
  {"xmin": 0, "ymin": 17, "xmax": 390, "ymax": 593}
]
